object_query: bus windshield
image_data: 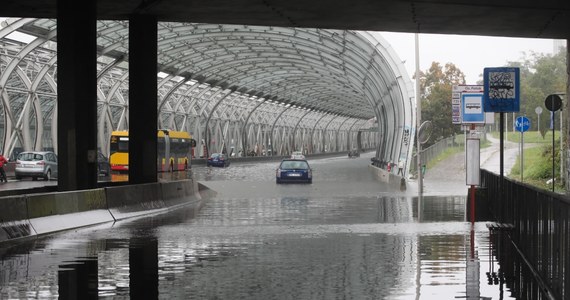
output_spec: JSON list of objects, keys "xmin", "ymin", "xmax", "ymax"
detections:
[{"xmin": 110, "ymin": 137, "xmax": 129, "ymax": 154}]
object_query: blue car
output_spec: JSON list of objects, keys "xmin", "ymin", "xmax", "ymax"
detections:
[
  {"xmin": 207, "ymin": 153, "xmax": 230, "ymax": 167},
  {"xmin": 276, "ymin": 159, "xmax": 312, "ymax": 184}
]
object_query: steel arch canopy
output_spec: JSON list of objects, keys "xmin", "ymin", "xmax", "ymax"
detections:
[{"xmin": 0, "ymin": 18, "xmax": 414, "ymax": 165}]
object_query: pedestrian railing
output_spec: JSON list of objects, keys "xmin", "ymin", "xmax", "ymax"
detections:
[
  {"xmin": 409, "ymin": 135, "xmax": 460, "ymax": 173},
  {"xmin": 481, "ymin": 169, "xmax": 569, "ymax": 300},
  {"xmin": 409, "ymin": 133, "xmax": 488, "ymax": 174}
]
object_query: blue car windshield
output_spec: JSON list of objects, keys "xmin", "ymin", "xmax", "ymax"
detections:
[{"xmin": 280, "ymin": 160, "xmax": 309, "ymax": 170}]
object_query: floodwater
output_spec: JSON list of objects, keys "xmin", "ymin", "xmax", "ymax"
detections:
[{"xmin": 0, "ymin": 153, "xmax": 531, "ymax": 299}]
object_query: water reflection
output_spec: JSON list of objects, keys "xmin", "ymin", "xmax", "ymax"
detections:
[
  {"xmin": 58, "ymin": 258, "xmax": 98, "ymax": 300},
  {"xmin": 109, "ymin": 170, "xmax": 194, "ymax": 183},
  {"xmin": 488, "ymin": 227, "xmax": 554, "ymax": 299},
  {"xmin": 129, "ymin": 239, "xmax": 158, "ymax": 299},
  {"xmin": 0, "ymin": 209, "xmax": 524, "ymax": 299},
  {"xmin": 0, "ymin": 155, "xmax": 543, "ymax": 299},
  {"xmin": 413, "ymin": 195, "xmax": 466, "ymax": 222}
]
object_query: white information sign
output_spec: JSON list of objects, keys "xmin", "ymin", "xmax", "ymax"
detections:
[
  {"xmin": 462, "ymin": 93, "xmax": 485, "ymax": 124},
  {"xmin": 452, "ymin": 85, "xmax": 486, "ymax": 125},
  {"xmin": 466, "ymin": 138, "xmax": 480, "ymax": 186}
]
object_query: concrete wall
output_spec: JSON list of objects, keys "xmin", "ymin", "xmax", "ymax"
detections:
[
  {"xmin": 0, "ymin": 179, "xmax": 209, "ymax": 243},
  {"xmin": 368, "ymin": 164, "xmax": 407, "ymax": 191},
  {"xmin": 191, "ymin": 148, "xmax": 375, "ymax": 165}
]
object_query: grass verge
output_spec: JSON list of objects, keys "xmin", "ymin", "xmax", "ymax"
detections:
[{"xmin": 509, "ymin": 143, "xmax": 564, "ymax": 192}]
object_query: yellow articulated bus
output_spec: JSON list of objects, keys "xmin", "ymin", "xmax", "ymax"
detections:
[{"xmin": 109, "ymin": 130, "xmax": 195, "ymax": 173}]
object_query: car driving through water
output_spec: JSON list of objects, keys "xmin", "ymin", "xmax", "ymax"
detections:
[
  {"xmin": 207, "ymin": 153, "xmax": 230, "ymax": 168},
  {"xmin": 276, "ymin": 159, "xmax": 312, "ymax": 184}
]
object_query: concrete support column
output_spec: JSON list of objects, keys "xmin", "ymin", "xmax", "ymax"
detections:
[
  {"xmin": 57, "ymin": 0, "xmax": 97, "ymax": 191},
  {"xmin": 129, "ymin": 15, "xmax": 157, "ymax": 184}
]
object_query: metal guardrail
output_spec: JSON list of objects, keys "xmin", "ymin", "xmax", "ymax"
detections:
[{"xmin": 481, "ymin": 169, "xmax": 568, "ymax": 300}]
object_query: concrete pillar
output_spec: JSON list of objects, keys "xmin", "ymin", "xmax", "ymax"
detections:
[
  {"xmin": 129, "ymin": 15, "xmax": 157, "ymax": 184},
  {"xmin": 57, "ymin": 0, "xmax": 98, "ymax": 191}
]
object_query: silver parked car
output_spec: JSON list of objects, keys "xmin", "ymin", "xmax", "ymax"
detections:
[{"xmin": 15, "ymin": 151, "xmax": 58, "ymax": 181}]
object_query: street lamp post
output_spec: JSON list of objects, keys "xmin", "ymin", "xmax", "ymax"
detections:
[{"xmin": 415, "ymin": 33, "xmax": 422, "ymax": 196}]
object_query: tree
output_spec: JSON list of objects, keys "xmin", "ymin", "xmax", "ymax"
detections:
[
  {"xmin": 506, "ymin": 49, "xmax": 566, "ymax": 132},
  {"xmin": 419, "ymin": 62, "xmax": 466, "ymax": 147}
]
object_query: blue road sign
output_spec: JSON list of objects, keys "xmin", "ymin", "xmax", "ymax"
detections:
[
  {"xmin": 515, "ymin": 116, "xmax": 530, "ymax": 132},
  {"xmin": 461, "ymin": 93, "xmax": 485, "ymax": 124},
  {"xmin": 483, "ymin": 67, "xmax": 520, "ymax": 112}
]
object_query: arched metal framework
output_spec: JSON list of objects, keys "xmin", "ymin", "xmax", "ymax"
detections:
[{"xmin": 0, "ymin": 19, "xmax": 415, "ymax": 170}]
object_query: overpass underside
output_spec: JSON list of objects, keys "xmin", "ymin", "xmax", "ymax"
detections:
[{"xmin": 0, "ymin": 18, "xmax": 414, "ymax": 189}]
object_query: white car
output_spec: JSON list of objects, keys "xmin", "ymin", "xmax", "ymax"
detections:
[
  {"xmin": 290, "ymin": 151, "xmax": 305, "ymax": 160},
  {"xmin": 15, "ymin": 151, "xmax": 58, "ymax": 181}
]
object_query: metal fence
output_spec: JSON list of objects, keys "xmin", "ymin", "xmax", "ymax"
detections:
[
  {"xmin": 481, "ymin": 169, "xmax": 569, "ymax": 300},
  {"xmin": 409, "ymin": 133, "xmax": 488, "ymax": 174}
]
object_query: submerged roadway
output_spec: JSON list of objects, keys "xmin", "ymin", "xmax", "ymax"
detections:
[{"xmin": 0, "ymin": 152, "xmax": 517, "ymax": 299}]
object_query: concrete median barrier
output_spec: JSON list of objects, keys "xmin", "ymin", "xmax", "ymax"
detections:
[
  {"xmin": 161, "ymin": 180, "xmax": 197, "ymax": 208},
  {"xmin": 0, "ymin": 195, "xmax": 34, "ymax": 242},
  {"xmin": 26, "ymin": 189, "xmax": 113, "ymax": 235},
  {"xmin": 368, "ymin": 164, "xmax": 406, "ymax": 191},
  {"xmin": 0, "ymin": 178, "xmax": 208, "ymax": 243},
  {"xmin": 105, "ymin": 182, "xmax": 166, "ymax": 220}
]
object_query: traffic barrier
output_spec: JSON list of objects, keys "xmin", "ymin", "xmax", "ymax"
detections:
[
  {"xmin": 0, "ymin": 195, "xmax": 34, "ymax": 242},
  {"xmin": 0, "ymin": 179, "xmax": 209, "ymax": 243},
  {"xmin": 105, "ymin": 182, "xmax": 166, "ymax": 220},
  {"xmin": 161, "ymin": 180, "xmax": 196, "ymax": 208},
  {"xmin": 26, "ymin": 189, "xmax": 113, "ymax": 235},
  {"xmin": 368, "ymin": 164, "xmax": 406, "ymax": 191}
]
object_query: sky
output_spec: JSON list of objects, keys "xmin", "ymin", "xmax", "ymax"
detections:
[{"xmin": 371, "ymin": 31, "xmax": 563, "ymax": 84}]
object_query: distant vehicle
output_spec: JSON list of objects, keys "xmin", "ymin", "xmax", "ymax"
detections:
[
  {"xmin": 207, "ymin": 153, "xmax": 230, "ymax": 167},
  {"xmin": 15, "ymin": 151, "xmax": 58, "ymax": 181},
  {"xmin": 348, "ymin": 150, "xmax": 360, "ymax": 158},
  {"xmin": 97, "ymin": 151, "xmax": 111, "ymax": 177},
  {"xmin": 109, "ymin": 130, "xmax": 195, "ymax": 173},
  {"xmin": 276, "ymin": 159, "xmax": 312, "ymax": 184},
  {"xmin": 290, "ymin": 151, "xmax": 305, "ymax": 160}
]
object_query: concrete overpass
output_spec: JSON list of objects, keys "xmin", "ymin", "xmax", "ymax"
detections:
[{"xmin": 4, "ymin": 1, "xmax": 570, "ymax": 39}]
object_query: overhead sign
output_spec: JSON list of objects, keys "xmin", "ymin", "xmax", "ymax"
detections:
[
  {"xmin": 483, "ymin": 67, "xmax": 520, "ymax": 112},
  {"xmin": 515, "ymin": 116, "xmax": 530, "ymax": 132}
]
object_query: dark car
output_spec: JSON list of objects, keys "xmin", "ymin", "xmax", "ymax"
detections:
[
  {"xmin": 348, "ymin": 150, "xmax": 360, "ymax": 158},
  {"xmin": 276, "ymin": 159, "xmax": 312, "ymax": 184},
  {"xmin": 97, "ymin": 151, "xmax": 111, "ymax": 177},
  {"xmin": 207, "ymin": 153, "xmax": 230, "ymax": 167}
]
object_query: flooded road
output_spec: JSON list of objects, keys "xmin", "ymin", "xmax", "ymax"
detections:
[{"xmin": 0, "ymin": 153, "xmax": 522, "ymax": 299}]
